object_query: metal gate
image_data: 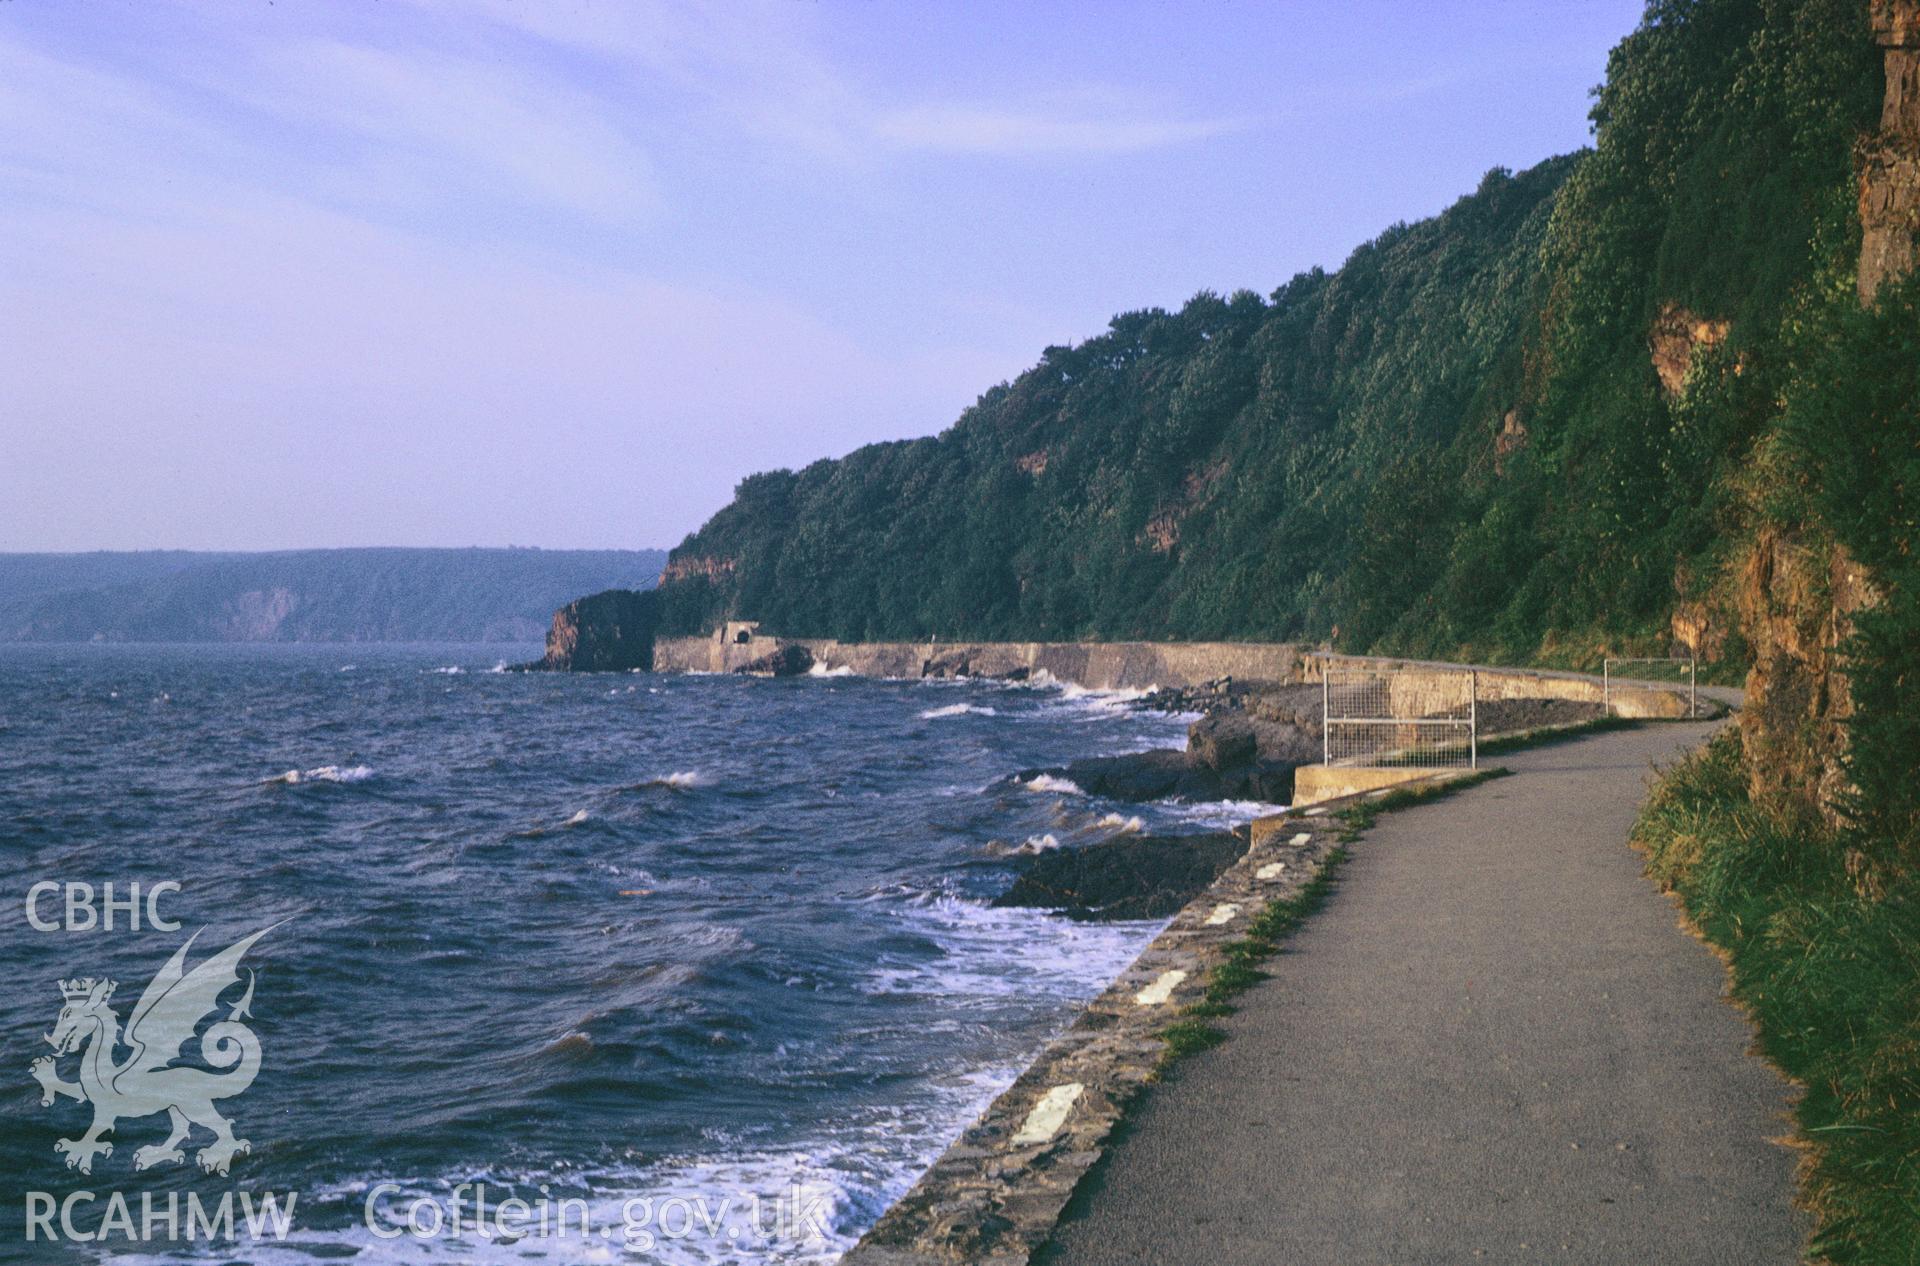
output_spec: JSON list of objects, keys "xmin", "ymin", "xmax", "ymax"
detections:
[{"xmin": 1321, "ymin": 657, "xmax": 1477, "ymax": 769}]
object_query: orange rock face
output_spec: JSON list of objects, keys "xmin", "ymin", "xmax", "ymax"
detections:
[{"xmin": 1647, "ymin": 303, "xmax": 1731, "ymax": 396}]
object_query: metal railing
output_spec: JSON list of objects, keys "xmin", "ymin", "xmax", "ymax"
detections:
[
  {"xmin": 1602, "ymin": 655, "xmax": 1698, "ymax": 718},
  {"xmin": 1320, "ymin": 657, "xmax": 1478, "ymax": 770}
]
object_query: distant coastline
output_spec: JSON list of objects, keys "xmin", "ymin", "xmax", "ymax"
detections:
[{"xmin": 0, "ymin": 547, "xmax": 667, "ymax": 643}]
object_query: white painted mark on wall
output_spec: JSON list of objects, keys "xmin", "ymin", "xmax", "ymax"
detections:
[
  {"xmin": 1011, "ymin": 1083, "xmax": 1085, "ymax": 1146},
  {"xmin": 1135, "ymin": 969, "xmax": 1187, "ymax": 1006},
  {"xmin": 1203, "ymin": 903, "xmax": 1241, "ymax": 927}
]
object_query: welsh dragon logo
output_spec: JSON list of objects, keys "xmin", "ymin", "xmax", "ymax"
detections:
[{"xmin": 29, "ymin": 926, "xmax": 274, "ymax": 1176}]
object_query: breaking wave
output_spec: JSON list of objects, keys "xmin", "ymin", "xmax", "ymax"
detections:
[
  {"xmin": 919, "ymin": 703, "xmax": 998, "ymax": 719},
  {"xmin": 807, "ymin": 662, "xmax": 857, "ymax": 678},
  {"xmin": 264, "ymin": 764, "xmax": 375, "ymax": 785}
]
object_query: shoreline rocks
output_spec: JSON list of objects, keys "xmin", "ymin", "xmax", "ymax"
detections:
[
  {"xmin": 737, "ymin": 643, "xmax": 814, "ymax": 676},
  {"xmin": 993, "ymin": 831, "xmax": 1248, "ymax": 921}
]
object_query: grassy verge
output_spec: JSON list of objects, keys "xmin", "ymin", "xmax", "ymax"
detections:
[
  {"xmin": 1156, "ymin": 767, "xmax": 1506, "ymax": 1064},
  {"xmin": 1633, "ymin": 731, "xmax": 1920, "ymax": 1265}
]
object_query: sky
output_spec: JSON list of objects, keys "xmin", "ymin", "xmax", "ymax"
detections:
[{"xmin": 0, "ymin": 0, "xmax": 1647, "ymax": 552}]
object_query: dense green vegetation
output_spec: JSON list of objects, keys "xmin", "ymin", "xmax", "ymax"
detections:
[
  {"xmin": 1636, "ymin": 733, "xmax": 1920, "ymax": 1265},
  {"xmin": 653, "ymin": 0, "xmax": 1880, "ymax": 672},
  {"xmin": 0, "ymin": 548, "xmax": 666, "ymax": 642}
]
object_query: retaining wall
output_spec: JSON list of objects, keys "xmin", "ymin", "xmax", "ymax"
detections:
[{"xmin": 653, "ymin": 634, "xmax": 1311, "ymax": 689}]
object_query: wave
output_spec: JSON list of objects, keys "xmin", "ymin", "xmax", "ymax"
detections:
[
  {"xmin": 1093, "ymin": 812, "xmax": 1146, "ymax": 834},
  {"xmin": 1058, "ymin": 682, "xmax": 1152, "ymax": 703},
  {"xmin": 1154, "ymin": 797, "xmax": 1289, "ymax": 829},
  {"xmin": 1020, "ymin": 773, "xmax": 1085, "ymax": 795},
  {"xmin": 564, "ymin": 809, "xmax": 590, "ymax": 826},
  {"xmin": 864, "ymin": 892, "xmax": 1162, "ymax": 1000},
  {"xmin": 264, "ymin": 764, "xmax": 375, "ymax": 785},
  {"xmin": 919, "ymin": 703, "xmax": 998, "ymax": 719},
  {"xmin": 289, "ymin": 1136, "xmax": 906, "ymax": 1266},
  {"xmin": 807, "ymin": 662, "xmax": 856, "ymax": 678},
  {"xmin": 429, "ymin": 665, "xmax": 465, "ymax": 675}
]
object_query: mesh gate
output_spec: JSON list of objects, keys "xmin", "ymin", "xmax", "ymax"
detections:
[{"xmin": 1321, "ymin": 660, "xmax": 1478, "ymax": 769}]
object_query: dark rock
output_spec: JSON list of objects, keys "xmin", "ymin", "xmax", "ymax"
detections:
[
  {"xmin": 1058, "ymin": 750, "xmax": 1192, "ymax": 800},
  {"xmin": 1244, "ymin": 683, "xmax": 1325, "ymax": 729},
  {"xmin": 737, "ymin": 643, "xmax": 814, "ymax": 677},
  {"xmin": 1246, "ymin": 715, "xmax": 1321, "ymax": 766},
  {"xmin": 534, "ymin": 588, "xmax": 658, "ymax": 671},
  {"xmin": 993, "ymin": 832, "xmax": 1247, "ymax": 921},
  {"xmin": 922, "ymin": 651, "xmax": 973, "ymax": 678},
  {"xmin": 1187, "ymin": 713, "xmax": 1257, "ymax": 771},
  {"xmin": 1020, "ymin": 748, "xmax": 1298, "ymax": 805}
]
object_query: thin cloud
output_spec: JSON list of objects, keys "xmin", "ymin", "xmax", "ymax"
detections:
[
  {"xmin": 417, "ymin": 0, "xmax": 1240, "ymax": 163},
  {"xmin": 875, "ymin": 101, "xmax": 1252, "ymax": 157}
]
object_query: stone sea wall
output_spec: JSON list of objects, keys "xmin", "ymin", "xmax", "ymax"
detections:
[
  {"xmin": 653, "ymin": 633, "xmax": 1698, "ymax": 720},
  {"xmin": 653, "ymin": 632, "xmax": 1312, "ymax": 690}
]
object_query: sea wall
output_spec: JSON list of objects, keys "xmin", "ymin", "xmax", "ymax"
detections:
[
  {"xmin": 653, "ymin": 633, "xmax": 1311, "ymax": 689},
  {"xmin": 652, "ymin": 634, "xmax": 1703, "ymax": 719},
  {"xmin": 1311, "ymin": 654, "xmax": 1700, "ymax": 720}
]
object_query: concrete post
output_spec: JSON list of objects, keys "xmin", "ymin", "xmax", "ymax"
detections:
[
  {"xmin": 1322, "ymin": 666, "xmax": 1331, "ymax": 767},
  {"xmin": 1469, "ymin": 670, "xmax": 1478, "ymax": 769}
]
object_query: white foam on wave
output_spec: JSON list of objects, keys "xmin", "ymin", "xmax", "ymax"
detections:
[
  {"xmin": 1020, "ymin": 774, "xmax": 1085, "ymax": 795},
  {"xmin": 919, "ymin": 703, "xmax": 997, "ymax": 719},
  {"xmin": 564, "ymin": 809, "xmax": 591, "ymax": 826},
  {"xmin": 488, "ymin": 661, "xmax": 510, "ymax": 674},
  {"xmin": 1051, "ymin": 682, "xmax": 1157, "ymax": 720},
  {"xmin": 1094, "ymin": 812, "xmax": 1146, "ymax": 834},
  {"xmin": 264, "ymin": 764, "xmax": 375, "ymax": 786},
  {"xmin": 1011, "ymin": 832, "xmax": 1061, "ymax": 854},
  {"xmin": 1153, "ymin": 797, "xmax": 1289, "ymax": 829},
  {"xmin": 1058, "ymin": 682, "xmax": 1152, "ymax": 703},
  {"xmin": 634, "ymin": 770, "xmax": 709, "ymax": 790},
  {"xmin": 271, "ymin": 1090, "xmax": 1021, "ymax": 1266},
  {"xmin": 807, "ymin": 661, "xmax": 856, "ymax": 678},
  {"xmin": 429, "ymin": 665, "xmax": 465, "ymax": 675},
  {"xmin": 864, "ymin": 892, "xmax": 1161, "ymax": 1001}
]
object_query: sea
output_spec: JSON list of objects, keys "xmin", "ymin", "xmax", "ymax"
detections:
[{"xmin": 0, "ymin": 644, "xmax": 1280, "ymax": 1263}]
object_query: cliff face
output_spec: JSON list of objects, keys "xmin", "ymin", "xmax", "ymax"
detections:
[
  {"xmin": 538, "ymin": 589, "xmax": 658, "ymax": 671},
  {"xmin": 1738, "ymin": 0, "xmax": 1912, "ymax": 819},
  {"xmin": 1860, "ymin": 0, "xmax": 1920, "ymax": 302}
]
